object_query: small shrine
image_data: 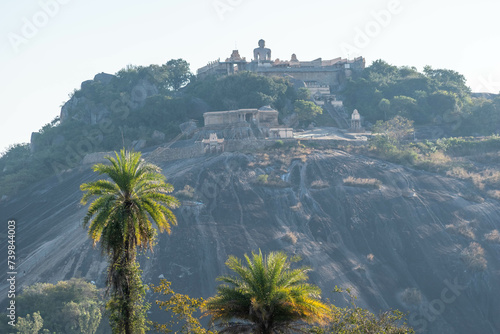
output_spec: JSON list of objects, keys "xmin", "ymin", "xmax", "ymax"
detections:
[
  {"xmin": 202, "ymin": 133, "xmax": 225, "ymax": 153},
  {"xmin": 351, "ymin": 109, "xmax": 361, "ymax": 130}
]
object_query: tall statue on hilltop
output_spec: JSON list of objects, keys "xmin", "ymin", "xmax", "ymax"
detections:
[{"xmin": 253, "ymin": 39, "xmax": 271, "ymax": 62}]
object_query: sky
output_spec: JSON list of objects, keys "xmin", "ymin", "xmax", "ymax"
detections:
[{"xmin": 1, "ymin": 0, "xmax": 499, "ymax": 152}]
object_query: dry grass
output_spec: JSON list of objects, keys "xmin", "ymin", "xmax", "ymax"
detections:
[
  {"xmin": 472, "ymin": 151, "xmax": 500, "ymax": 164},
  {"xmin": 343, "ymin": 176, "xmax": 381, "ymax": 189},
  {"xmin": 425, "ymin": 151, "xmax": 452, "ymax": 168},
  {"xmin": 445, "ymin": 221, "xmax": 475, "ymax": 240},
  {"xmin": 484, "ymin": 230, "xmax": 500, "ymax": 243},
  {"xmin": 253, "ymin": 153, "xmax": 272, "ymax": 167},
  {"xmin": 446, "ymin": 167, "xmax": 500, "ymax": 191},
  {"xmin": 446, "ymin": 167, "xmax": 470, "ymax": 180},
  {"xmin": 255, "ymin": 174, "xmax": 290, "ymax": 188},
  {"xmin": 446, "ymin": 167, "xmax": 484, "ymax": 189},
  {"xmin": 282, "ymin": 232, "xmax": 298, "ymax": 245},
  {"xmin": 487, "ymin": 190, "xmax": 500, "ymax": 200},
  {"xmin": 480, "ymin": 169, "xmax": 500, "ymax": 188},
  {"xmin": 400, "ymin": 288, "xmax": 422, "ymax": 306},
  {"xmin": 176, "ymin": 185, "xmax": 195, "ymax": 200},
  {"xmin": 290, "ymin": 202, "xmax": 302, "ymax": 211},
  {"xmin": 311, "ymin": 180, "xmax": 329, "ymax": 189},
  {"xmin": 458, "ymin": 189, "xmax": 484, "ymax": 203},
  {"xmin": 296, "ymin": 154, "xmax": 308, "ymax": 163},
  {"xmin": 461, "ymin": 242, "xmax": 487, "ymax": 272}
]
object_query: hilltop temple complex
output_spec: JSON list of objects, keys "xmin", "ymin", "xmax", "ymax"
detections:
[
  {"xmin": 197, "ymin": 39, "xmax": 365, "ymax": 93},
  {"xmin": 194, "ymin": 40, "xmax": 365, "ymax": 150}
]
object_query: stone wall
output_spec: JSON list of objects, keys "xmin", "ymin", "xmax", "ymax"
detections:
[
  {"xmin": 147, "ymin": 143, "xmax": 204, "ymax": 165},
  {"xmin": 146, "ymin": 139, "xmax": 276, "ymax": 165},
  {"xmin": 256, "ymin": 70, "xmax": 344, "ymax": 90},
  {"xmin": 89, "ymin": 138, "xmax": 365, "ymax": 167}
]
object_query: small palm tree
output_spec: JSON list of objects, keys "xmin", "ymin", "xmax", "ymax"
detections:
[
  {"xmin": 205, "ymin": 250, "xmax": 331, "ymax": 334},
  {"xmin": 80, "ymin": 149, "xmax": 179, "ymax": 334}
]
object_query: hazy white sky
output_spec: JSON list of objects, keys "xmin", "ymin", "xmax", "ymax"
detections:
[{"xmin": 1, "ymin": 0, "xmax": 499, "ymax": 152}]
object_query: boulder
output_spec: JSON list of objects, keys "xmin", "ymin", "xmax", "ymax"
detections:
[
  {"xmin": 93, "ymin": 72, "xmax": 115, "ymax": 84},
  {"xmin": 81, "ymin": 152, "xmax": 113, "ymax": 165},
  {"xmin": 152, "ymin": 130, "xmax": 166, "ymax": 141},
  {"xmin": 131, "ymin": 79, "xmax": 158, "ymax": 105},
  {"xmin": 179, "ymin": 120, "xmax": 198, "ymax": 137},
  {"xmin": 131, "ymin": 139, "xmax": 147, "ymax": 151}
]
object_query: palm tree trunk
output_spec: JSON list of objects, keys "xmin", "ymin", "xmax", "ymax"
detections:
[
  {"xmin": 123, "ymin": 240, "xmax": 134, "ymax": 334},
  {"xmin": 124, "ymin": 280, "xmax": 132, "ymax": 334}
]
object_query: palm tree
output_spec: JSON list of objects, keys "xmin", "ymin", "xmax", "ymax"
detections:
[
  {"xmin": 204, "ymin": 250, "xmax": 332, "ymax": 334},
  {"xmin": 80, "ymin": 149, "xmax": 179, "ymax": 334}
]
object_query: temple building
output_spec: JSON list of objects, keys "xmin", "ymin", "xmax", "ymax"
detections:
[
  {"xmin": 203, "ymin": 107, "xmax": 278, "ymax": 128},
  {"xmin": 197, "ymin": 39, "xmax": 365, "ymax": 92},
  {"xmin": 202, "ymin": 133, "xmax": 225, "ymax": 153},
  {"xmin": 203, "ymin": 106, "xmax": 293, "ymax": 138}
]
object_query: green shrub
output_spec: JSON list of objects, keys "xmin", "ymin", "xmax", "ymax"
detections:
[{"xmin": 256, "ymin": 174, "xmax": 269, "ymax": 184}]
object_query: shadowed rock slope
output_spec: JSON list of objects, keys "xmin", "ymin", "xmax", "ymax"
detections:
[{"xmin": 1, "ymin": 149, "xmax": 499, "ymax": 334}]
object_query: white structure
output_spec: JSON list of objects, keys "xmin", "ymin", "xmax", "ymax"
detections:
[
  {"xmin": 269, "ymin": 128, "xmax": 293, "ymax": 139},
  {"xmin": 351, "ymin": 109, "xmax": 361, "ymax": 130},
  {"xmin": 203, "ymin": 108, "xmax": 278, "ymax": 128},
  {"xmin": 202, "ymin": 133, "xmax": 225, "ymax": 153}
]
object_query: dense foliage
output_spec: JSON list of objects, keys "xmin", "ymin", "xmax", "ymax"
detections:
[
  {"xmin": 0, "ymin": 279, "xmax": 105, "ymax": 334},
  {"xmin": 311, "ymin": 288, "xmax": 414, "ymax": 334},
  {"xmin": 342, "ymin": 60, "xmax": 471, "ymax": 125},
  {"xmin": 204, "ymin": 250, "xmax": 332, "ymax": 333},
  {"xmin": 150, "ymin": 280, "xmax": 215, "ymax": 334},
  {"xmin": 342, "ymin": 60, "xmax": 500, "ymax": 135},
  {"xmin": 294, "ymin": 100, "xmax": 323, "ymax": 123},
  {"xmin": 185, "ymin": 71, "xmax": 296, "ymax": 112}
]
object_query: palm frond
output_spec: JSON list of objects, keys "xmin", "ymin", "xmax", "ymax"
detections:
[{"xmin": 205, "ymin": 250, "xmax": 332, "ymax": 333}]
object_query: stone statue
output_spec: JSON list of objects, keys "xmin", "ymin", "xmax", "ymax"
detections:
[{"xmin": 253, "ymin": 39, "xmax": 271, "ymax": 62}]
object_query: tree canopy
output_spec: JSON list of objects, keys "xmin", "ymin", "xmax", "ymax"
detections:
[
  {"xmin": 342, "ymin": 60, "xmax": 474, "ymax": 127},
  {"xmin": 204, "ymin": 250, "xmax": 331, "ymax": 333},
  {"xmin": 0, "ymin": 279, "xmax": 104, "ymax": 334},
  {"xmin": 80, "ymin": 149, "xmax": 179, "ymax": 334}
]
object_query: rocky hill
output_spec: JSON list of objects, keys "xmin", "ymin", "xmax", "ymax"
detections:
[{"xmin": 1, "ymin": 145, "xmax": 499, "ymax": 333}]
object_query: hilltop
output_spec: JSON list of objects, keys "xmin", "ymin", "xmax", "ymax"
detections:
[{"xmin": 1, "ymin": 58, "xmax": 500, "ymax": 333}]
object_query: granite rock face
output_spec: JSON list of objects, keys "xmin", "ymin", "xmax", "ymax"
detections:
[
  {"xmin": 59, "ymin": 73, "xmax": 159, "ymax": 125},
  {"xmin": 1, "ymin": 150, "xmax": 499, "ymax": 334}
]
